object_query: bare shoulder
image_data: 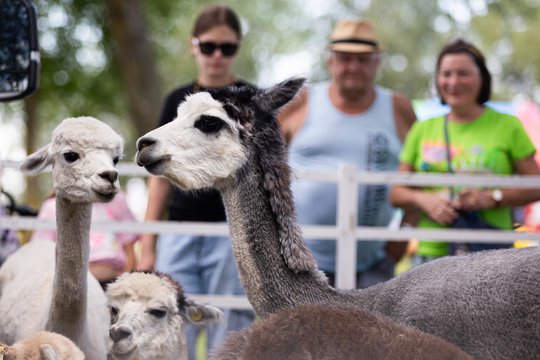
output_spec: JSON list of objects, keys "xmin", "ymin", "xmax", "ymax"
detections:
[
  {"xmin": 277, "ymin": 87, "xmax": 309, "ymax": 143},
  {"xmin": 392, "ymin": 92, "xmax": 416, "ymax": 142}
]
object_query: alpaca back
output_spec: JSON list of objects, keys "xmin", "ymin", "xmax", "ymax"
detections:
[
  {"xmin": 361, "ymin": 247, "xmax": 540, "ymax": 359},
  {"xmin": 0, "ymin": 241, "xmax": 55, "ymax": 343},
  {"xmin": 0, "ymin": 241, "xmax": 109, "ymax": 358},
  {"xmin": 210, "ymin": 303, "xmax": 472, "ymax": 360}
]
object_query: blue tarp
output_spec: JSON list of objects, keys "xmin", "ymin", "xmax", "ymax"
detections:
[{"xmin": 413, "ymin": 98, "xmax": 515, "ymax": 121}]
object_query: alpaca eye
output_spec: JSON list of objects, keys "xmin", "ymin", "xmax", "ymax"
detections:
[
  {"xmin": 194, "ymin": 115, "xmax": 225, "ymax": 134},
  {"xmin": 113, "ymin": 156, "xmax": 119, "ymax": 165},
  {"xmin": 110, "ymin": 306, "xmax": 119, "ymax": 316},
  {"xmin": 149, "ymin": 309, "xmax": 167, "ymax": 318},
  {"xmin": 63, "ymin": 151, "xmax": 79, "ymax": 163}
]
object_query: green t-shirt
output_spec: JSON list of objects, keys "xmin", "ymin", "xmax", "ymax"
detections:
[{"xmin": 400, "ymin": 107, "xmax": 536, "ymax": 257}]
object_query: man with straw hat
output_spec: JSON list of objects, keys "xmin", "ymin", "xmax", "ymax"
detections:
[{"xmin": 279, "ymin": 19, "xmax": 416, "ymax": 288}]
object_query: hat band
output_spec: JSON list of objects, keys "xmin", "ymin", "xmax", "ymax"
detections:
[{"xmin": 330, "ymin": 38, "xmax": 378, "ymax": 47}]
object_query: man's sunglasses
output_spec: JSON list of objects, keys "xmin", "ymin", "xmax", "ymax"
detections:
[{"xmin": 192, "ymin": 38, "xmax": 239, "ymax": 57}]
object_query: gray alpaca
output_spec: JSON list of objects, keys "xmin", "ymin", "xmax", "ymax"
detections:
[
  {"xmin": 209, "ymin": 303, "xmax": 472, "ymax": 360},
  {"xmin": 136, "ymin": 78, "xmax": 540, "ymax": 360}
]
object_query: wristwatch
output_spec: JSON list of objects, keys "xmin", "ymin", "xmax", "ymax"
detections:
[{"xmin": 491, "ymin": 189, "xmax": 503, "ymax": 207}]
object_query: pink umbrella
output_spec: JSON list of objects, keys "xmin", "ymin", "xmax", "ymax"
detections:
[
  {"xmin": 516, "ymin": 100, "xmax": 540, "ymax": 167},
  {"xmin": 516, "ymin": 100, "xmax": 540, "ymax": 233}
]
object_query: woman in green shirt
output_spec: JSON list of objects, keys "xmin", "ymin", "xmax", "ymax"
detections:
[{"xmin": 390, "ymin": 39, "xmax": 540, "ymax": 265}]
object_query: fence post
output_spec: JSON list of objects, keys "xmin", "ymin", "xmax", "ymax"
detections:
[{"xmin": 335, "ymin": 163, "xmax": 358, "ymax": 289}]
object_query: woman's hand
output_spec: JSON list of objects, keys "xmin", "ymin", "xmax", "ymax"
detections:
[
  {"xmin": 416, "ymin": 191, "xmax": 458, "ymax": 225},
  {"xmin": 137, "ymin": 252, "xmax": 155, "ymax": 271},
  {"xmin": 454, "ymin": 189, "xmax": 495, "ymax": 212},
  {"xmin": 136, "ymin": 233, "xmax": 156, "ymax": 271}
]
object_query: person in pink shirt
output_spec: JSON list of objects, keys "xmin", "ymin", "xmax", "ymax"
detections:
[{"xmin": 31, "ymin": 191, "xmax": 138, "ymax": 290}]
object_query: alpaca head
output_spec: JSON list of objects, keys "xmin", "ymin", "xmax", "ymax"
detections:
[
  {"xmin": 136, "ymin": 78, "xmax": 305, "ymax": 190},
  {"xmin": 19, "ymin": 116, "xmax": 124, "ymax": 203},
  {"xmin": 106, "ymin": 271, "xmax": 224, "ymax": 360}
]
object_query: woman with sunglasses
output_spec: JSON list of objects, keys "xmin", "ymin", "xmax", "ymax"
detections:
[{"xmin": 138, "ymin": 5, "xmax": 254, "ymax": 359}]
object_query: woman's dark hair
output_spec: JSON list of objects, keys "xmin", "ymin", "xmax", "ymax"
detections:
[
  {"xmin": 191, "ymin": 5, "xmax": 242, "ymax": 40},
  {"xmin": 435, "ymin": 38, "xmax": 491, "ymax": 105}
]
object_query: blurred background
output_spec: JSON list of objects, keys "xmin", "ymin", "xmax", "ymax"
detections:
[{"xmin": 2, "ymin": 0, "xmax": 540, "ymax": 210}]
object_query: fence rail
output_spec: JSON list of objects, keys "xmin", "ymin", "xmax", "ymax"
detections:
[{"xmin": 2, "ymin": 161, "xmax": 540, "ymax": 307}]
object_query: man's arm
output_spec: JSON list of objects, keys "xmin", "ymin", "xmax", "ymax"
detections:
[{"xmin": 392, "ymin": 93, "xmax": 416, "ymax": 143}]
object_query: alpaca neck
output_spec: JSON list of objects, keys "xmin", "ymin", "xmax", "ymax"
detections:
[
  {"xmin": 46, "ymin": 196, "xmax": 91, "ymax": 341},
  {"xmin": 220, "ymin": 164, "xmax": 332, "ymax": 317},
  {"xmin": 178, "ymin": 334, "xmax": 188, "ymax": 360}
]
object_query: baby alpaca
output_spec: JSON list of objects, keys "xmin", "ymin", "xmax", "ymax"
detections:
[
  {"xmin": 0, "ymin": 331, "xmax": 84, "ymax": 360},
  {"xmin": 106, "ymin": 271, "xmax": 224, "ymax": 360},
  {"xmin": 210, "ymin": 303, "xmax": 472, "ymax": 360}
]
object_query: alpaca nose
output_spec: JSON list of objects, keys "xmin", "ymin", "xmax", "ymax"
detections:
[
  {"xmin": 110, "ymin": 325, "xmax": 132, "ymax": 342},
  {"xmin": 137, "ymin": 137, "xmax": 156, "ymax": 151},
  {"xmin": 99, "ymin": 170, "xmax": 118, "ymax": 183}
]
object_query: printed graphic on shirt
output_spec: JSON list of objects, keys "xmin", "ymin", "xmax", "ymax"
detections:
[
  {"xmin": 361, "ymin": 132, "xmax": 391, "ymax": 226},
  {"xmin": 420, "ymin": 141, "xmax": 504, "ymax": 174}
]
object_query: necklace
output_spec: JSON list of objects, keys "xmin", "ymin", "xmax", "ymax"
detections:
[{"xmin": 193, "ymin": 78, "xmax": 237, "ymax": 93}]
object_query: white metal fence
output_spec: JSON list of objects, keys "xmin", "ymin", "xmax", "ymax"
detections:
[{"xmin": 2, "ymin": 161, "xmax": 540, "ymax": 309}]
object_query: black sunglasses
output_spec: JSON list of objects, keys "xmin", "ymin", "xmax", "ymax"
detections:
[{"xmin": 192, "ymin": 38, "xmax": 239, "ymax": 57}]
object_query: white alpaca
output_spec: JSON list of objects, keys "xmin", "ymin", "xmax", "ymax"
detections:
[
  {"xmin": 106, "ymin": 271, "xmax": 224, "ymax": 360},
  {"xmin": 135, "ymin": 79, "xmax": 540, "ymax": 360},
  {"xmin": 0, "ymin": 331, "xmax": 85, "ymax": 360},
  {"xmin": 0, "ymin": 117, "xmax": 124, "ymax": 360}
]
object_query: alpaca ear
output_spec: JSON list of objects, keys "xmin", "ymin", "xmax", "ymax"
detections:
[
  {"xmin": 181, "ymin": 299, "xmax": 225, "ymax": 326},
  {"xmin": 256, "ymin": 77, "xmax": 306, "ymax": 113},
  {"xmin": 19, "ymin": 144, "xmax": 53, "ymax": 175},
  {"xmin": 39, "ymin": 344, "xmax": 61, "ymax": 360},
  {"xmin": 0, "ymin": 344, "xmax": 8, "ymax": 358}
]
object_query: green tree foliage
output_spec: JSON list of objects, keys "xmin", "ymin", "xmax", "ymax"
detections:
[
  {"xmin": 469, "ymin": 1, "xmax": 540, "ymax": 100},
  {"xmin": 34, "ymin": 0, "xmax": 125, "ymax": 141},
  {"xmin": 25, "ymin": 0, "xmax": 312, "ymax": 150}
]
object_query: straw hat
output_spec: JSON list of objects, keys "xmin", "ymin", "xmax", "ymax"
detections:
[{"xmin": 328, "ymin": 20, "xmax": 380, "ymax": 53}]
